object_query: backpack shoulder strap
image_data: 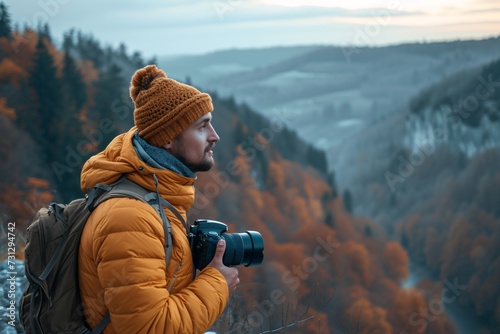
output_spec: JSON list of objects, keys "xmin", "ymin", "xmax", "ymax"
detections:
[{"xmin": 88, "ymin": 177, "xmax": 180, "ymax": 268}]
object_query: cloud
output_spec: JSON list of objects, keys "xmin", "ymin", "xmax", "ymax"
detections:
[{"xmin": 5, "ymin": 0, "xmax": 500, "ymax": 57}]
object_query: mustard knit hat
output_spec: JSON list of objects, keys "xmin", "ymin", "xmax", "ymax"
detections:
[{"xmin": 130, "ymin": 65, "xmax": 213, "ymax": 147}]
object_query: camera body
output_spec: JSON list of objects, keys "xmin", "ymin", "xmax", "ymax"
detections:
[
  {"xmin": 189, "ymin": 219, "xmax": 227, "ymax": 270},
  {"xmin": 188, "ymin": 219, "xmax": 264, "ymax": 270}
]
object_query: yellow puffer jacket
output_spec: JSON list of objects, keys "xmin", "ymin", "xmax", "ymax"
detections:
[{"xmin": 78, "ymin": 127, "xmax": 229, "ymax": 333}]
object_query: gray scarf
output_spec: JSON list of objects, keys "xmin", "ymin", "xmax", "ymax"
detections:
[{"xmin": 132, "ymin": 132, "xmax": 195, "ymax": 178}]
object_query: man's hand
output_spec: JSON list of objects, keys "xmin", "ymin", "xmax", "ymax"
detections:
[{"xmin": 207, "ymin": 239, "xmax": 239, "ymax": 291}]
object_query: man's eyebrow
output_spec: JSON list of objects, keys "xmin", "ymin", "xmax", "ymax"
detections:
[{"xmin": 195, "ymin": 115, "xmax": 211, "ymax": 125}]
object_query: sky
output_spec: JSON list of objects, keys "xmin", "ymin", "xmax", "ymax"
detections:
[{"xmin": 6, "ymin": 0, "xmax": 500, "ymax": 58}]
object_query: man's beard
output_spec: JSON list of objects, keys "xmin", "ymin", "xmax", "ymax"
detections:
[
  {"xmin": 178, "ymin": 155, "xmax": 214, "ymax": 173},
  {"xmin": 174, "ymin": 146, "xmax": 215, "ymax": 173}
]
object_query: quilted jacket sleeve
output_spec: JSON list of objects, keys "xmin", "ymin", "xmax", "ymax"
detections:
[{"xmin": 92, "ymin": 199, "xmax": 229, "ymax": 333}]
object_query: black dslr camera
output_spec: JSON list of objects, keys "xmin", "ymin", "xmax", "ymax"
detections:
[{"xmin": 189, "ymin": 219, "xmax": 264, "ymax": 270}]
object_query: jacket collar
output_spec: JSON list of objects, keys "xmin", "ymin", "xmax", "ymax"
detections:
[
  {"xmin": 132, "ymin": 131, "xmax": 195, "ymax": 178},
  {"xmin": 81, "ymin": 127, "xmax": 196, "ymax": 214}
]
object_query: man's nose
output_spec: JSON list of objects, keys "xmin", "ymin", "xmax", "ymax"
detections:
[{"xmin": 209, "ymin": 125, "xmax": 220, "ymax": 142}]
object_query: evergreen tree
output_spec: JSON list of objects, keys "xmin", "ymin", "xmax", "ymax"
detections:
[
  {"xmin": 28, "ymin": 35, "xmax": 63, "ymax": 165},
  {"xmin": 62, "ymin": 29, "xmax": 76, "ymax": 52},
  {"xmin": 0, "ymin": 2, "xmax": 12, "ymax": 40},
  {"xmin": 76, "ymin": 31, "xmax": 105, "ymax": 68},
  {"xmin": 92, "ymin": 63, "xmax": 125, "ymax": 150},
  {"xmin": 37, "ymin": 22, "xmax": 52, "ymax": 43},
  {"xmin": 306, "ymin": 145, "xmax": 328, "ymax": 174},
  {"xmin": 343, "ymin": 189, "xmax": 353, "ymax": 213},
  {"xmin": 131, "ymin": 51, "xmax": 144, "ymax": 68},
  {"xmin": 62, "ymin": 49, "xmax": 86, "ymax": 111},
  {"xmin": 61, "ymin": 47, "xmax": 86, "ymax": 150},
  {"xmin": 327, "ymin": 171, "xmax": 337, "ymax": 196},
  {"xmin": 51, "ymin": 49, "xmax": 87, "ymax": 201},
  {"xmin": 118, "ymin": 42, "xmax": 127, "ymax": 59}
]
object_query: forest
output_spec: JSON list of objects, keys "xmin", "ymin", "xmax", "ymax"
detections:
[{"xmin": 0, "ymin": 2, "xmax": 498, "ymax": 333}]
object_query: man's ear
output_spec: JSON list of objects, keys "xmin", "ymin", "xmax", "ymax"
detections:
[{"xmin": 163, "ymin": 141, "xmax": 173, "ymax": 150}]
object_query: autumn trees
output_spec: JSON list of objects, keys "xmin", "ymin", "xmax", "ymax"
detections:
[
  {"xmin": 193, "ymin": 103, "xmax": 455, "ymax": 333},
  {"xmin": 0, "ymin": 5, "xmax": 150, "ymax": 221},
  {"xmin": 391, "ymin": 147, "xmax": 500, "ymax": 334}
]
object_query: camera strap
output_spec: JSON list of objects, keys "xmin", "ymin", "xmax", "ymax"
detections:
[
  {"xmin": 158, "ymin": 197, "xmax": 189, "ymax": 232},
  {"xmin": 151, "ymin": 174, "xmax": 189, "ymax": 233}
]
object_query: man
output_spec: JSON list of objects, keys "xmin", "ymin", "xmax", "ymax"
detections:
[{"xmin": 78, "ymin": 65, "xmax": 239, "ymax": 333}]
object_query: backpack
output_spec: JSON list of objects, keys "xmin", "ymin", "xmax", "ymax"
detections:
[{"xmin": 19, "ymin": 176, "xmax": 179, "ymax": 334}]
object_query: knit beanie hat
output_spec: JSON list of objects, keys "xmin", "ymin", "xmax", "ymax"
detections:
[{"xmin": 130, "ymin": 64, "xmax": 213, "ymax": 147}]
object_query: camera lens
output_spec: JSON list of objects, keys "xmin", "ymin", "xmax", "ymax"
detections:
[{"xmin": 222, "ymin": 231, "xmax": 264, "ymax": 267}]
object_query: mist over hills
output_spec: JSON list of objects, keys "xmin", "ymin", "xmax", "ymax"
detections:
[
  {"xmin": 405, "ymin": 58, "xmax": 500, "ymax": 157},
  {"xmin": 159, "ymin": 37, "xmax": 500, "ymax": 192}
]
